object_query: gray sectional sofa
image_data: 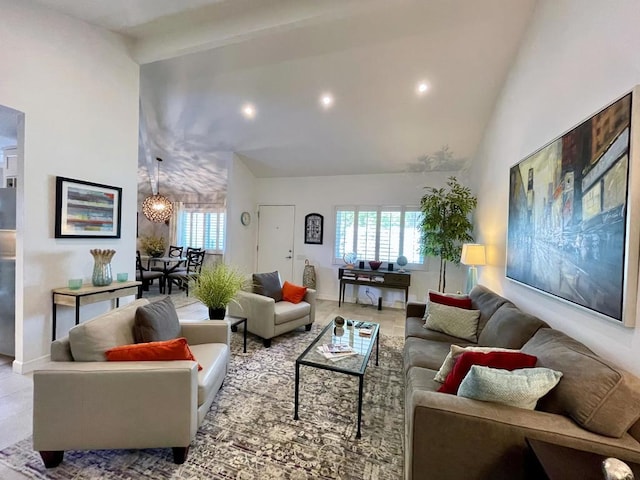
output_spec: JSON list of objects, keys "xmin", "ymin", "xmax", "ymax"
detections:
[{"xmin": 404, "ymin": 285, "xmax": 640, "ymax": 480}]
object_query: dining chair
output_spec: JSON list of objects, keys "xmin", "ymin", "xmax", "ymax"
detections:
[
  {"xmin": 166, "ymin": 249, "xmax": 206, "ymax": 295},
  {"xmin": 135, "ymin": 250, "xmax": 165, "ymax": 297},
  {"xmin": 150, "ymin": 245, "xmax": 184, "ymax": 272}
]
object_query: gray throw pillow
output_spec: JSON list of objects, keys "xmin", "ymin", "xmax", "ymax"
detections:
[
  {"xmin": 133, "ymin": 296, "xmax": 180, "ymax": 343},
  {"xmin": 253, "ymin": 271, "xmax": 283, "ymax": 302}
]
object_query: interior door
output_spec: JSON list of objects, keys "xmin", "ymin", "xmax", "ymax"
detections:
[{"xmin": 257, "ymin": 205, "xmax": 295, "ymax": 283}]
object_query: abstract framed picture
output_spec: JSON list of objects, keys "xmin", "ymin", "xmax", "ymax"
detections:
[
  {"xmin": 507, "ymin": 89, "xmax": 640, "ymax": 326},
  {"xmin": 55, "ymin": 176, "xmax": 122, "ymax": 238},
  {"xmin": 304, "ymin": 213, "xmax": 323, "ymax": 244}
]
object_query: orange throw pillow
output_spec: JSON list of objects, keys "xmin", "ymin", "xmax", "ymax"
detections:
[
  {"xmin": 282, "ymin": 281, "xmax": 308, "ymax": 304},
  {"xmin": 105, "ymin": 337, "xmax": 202, "ymax": 370}
]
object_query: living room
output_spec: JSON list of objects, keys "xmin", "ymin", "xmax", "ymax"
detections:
[{"xmin": 3, "ymin": 0, "xmax": 640, "ymax": 477}]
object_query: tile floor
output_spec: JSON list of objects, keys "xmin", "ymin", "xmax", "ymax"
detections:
[{"xmin": 0, "ymin": 298, "xmax": 406, "ymax": 478}]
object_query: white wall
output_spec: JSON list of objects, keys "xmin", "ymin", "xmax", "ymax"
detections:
[
  {"xmin": 226, "ymin": 154, "xmax": 258, "ymax": 274},
  {"xmin": 471, "ymin": 0, "xmax": 640, "ymax": 374},
  {"xmin": 0, "ymin": 1, "xmax": 139, "ymax": 372},
  {"xmin": 255, "ymin": 171, "xmax": 469, "ymax": 306}
]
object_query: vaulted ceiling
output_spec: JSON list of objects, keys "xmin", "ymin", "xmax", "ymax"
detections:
[{"xmin": 29, "ymin": 0, "xmax": 537, "ymax": 199}]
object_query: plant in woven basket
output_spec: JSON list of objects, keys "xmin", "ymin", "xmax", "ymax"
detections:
[
  {"xmin": 190, "ymin": 263, "xmax": 248, "ymax": 319},
  {"xmin": 140, "ymin": 235, "xmax": 166, "ymax": 257}
]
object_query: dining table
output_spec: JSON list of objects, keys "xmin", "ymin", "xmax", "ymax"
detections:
[{"xmin": 147, "ymin": 256, "xmax": 187, "ymax": 276}]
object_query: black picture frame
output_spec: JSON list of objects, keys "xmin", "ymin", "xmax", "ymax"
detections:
[
  {"xmin": 55, "ymin": 176, "xmax": 122, "ymax": 238},
  {"xmin": 304, "ymin": 213, "xmax": 323, "ymax": 244}
]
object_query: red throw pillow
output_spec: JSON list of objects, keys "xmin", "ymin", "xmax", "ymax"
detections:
[
  {"xmin": 105, "ymin": 337, "xmax": 202, "ymax": 370},
  {"xmin": 429, "ymin": 291, "xmax": 472, "ymax": 309},
  {"xmin": 282, "ymin": 281, "xmax": 307, "ymax": 304},
  {"xmin": 438, "ymin": 351, "xmax": 537, "ymax": 395}
]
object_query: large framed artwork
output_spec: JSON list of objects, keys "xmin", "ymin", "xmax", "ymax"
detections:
[
  {"xmin": 55, "ymin": 176, "xmax": 122, "ymax": 238},
  {"xmin": 507, "ymin": 90, "xmax": 640, "ymax": 326}
]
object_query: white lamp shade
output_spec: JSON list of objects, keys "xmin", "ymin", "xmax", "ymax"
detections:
[{"xmin": 461, "ymin": 244, "xmax": 486, "ymax": 266}]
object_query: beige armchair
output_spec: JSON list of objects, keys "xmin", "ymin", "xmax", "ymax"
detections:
[
  {"xmin": 33, "ymin": 298, "xmax": 229, "ymax": 467},
  {"xmin": 229, "ymin": 288, "xmax": 316, "ymax": 347}
]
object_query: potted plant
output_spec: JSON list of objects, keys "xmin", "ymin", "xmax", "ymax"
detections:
[
  {"xmin": 420, "ymin": 176, "xmax": 477, "ymax": 292},
  {"xmin": 189, "ymin": 263, "xmax": 248, "ymax": 319},
  {"xmin": 140, "ymin": 235, "xmax": 166, "ymax": 258}
]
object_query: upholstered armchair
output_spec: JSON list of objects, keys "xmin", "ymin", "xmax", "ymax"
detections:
[
  {"xmin": 228, "ymin": 271, "xmax": 316, "ymax": 347},
  {"xmin": 33, "ymin": 297, "xmax": 229, "ymax": 467}
]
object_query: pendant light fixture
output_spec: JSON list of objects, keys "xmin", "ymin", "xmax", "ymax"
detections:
[{"xmin": 142, "ymin": 157, "xmax": 173, "ymax": 223}]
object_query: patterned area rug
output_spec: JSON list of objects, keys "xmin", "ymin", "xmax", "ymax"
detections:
[{"xmin": 0, "ymin": 325, "xmax": 405, "ymax": 479}]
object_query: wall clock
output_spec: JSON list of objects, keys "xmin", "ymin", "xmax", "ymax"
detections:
[{"xmin": 240, "ymin": 211, "xmax": 251, "ymax": 226}]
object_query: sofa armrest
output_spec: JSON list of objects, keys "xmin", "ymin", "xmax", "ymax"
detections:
[
  {"xmin": 228, "ymin": 291, "xmax": 276, "ymax": 339},
  {"xmin": 180, "ymin": 320, "xmax": 229, "ymax": 346},
  {"xmin": 304, "ymin": 288, "xmax": 316, "ymax": 323},
  {"xmin": 407, "ymin": 390, "xmax": 640, "ymax": 480},
  {"xmin": 33, "ymin": 361, "xmax": 198, "ymax": 451},
  {"xmin": 406, "ymin": 302, "xmax": 427, "ymax": 319}
]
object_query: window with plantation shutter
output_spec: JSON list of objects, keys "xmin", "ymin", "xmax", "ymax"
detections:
[
  {"xmin": 178, "ymin": 208, "xmax": 225, "ymax": 254},
  {"xmin": 334, "ymin": 206, "xmax": 423, "ymax": 267}
]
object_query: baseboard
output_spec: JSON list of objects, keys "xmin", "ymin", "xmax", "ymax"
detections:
[{"xmin": 12, "ymin": 353, "xmax": 50, "ymax": 374}]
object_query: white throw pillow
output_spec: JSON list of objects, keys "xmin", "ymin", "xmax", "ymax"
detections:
[
  {"xmin": 457, "ymin": 365, "xmax": 563, "ymax": 410},
  {"xmin": 434, "ymin": 345, "xmax": 521, "ymax": 383},
  {"xmin": 424, "ymin": 302, "xmax": 480, "ymax": 342}
]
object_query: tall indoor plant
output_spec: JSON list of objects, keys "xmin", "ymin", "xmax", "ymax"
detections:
[
  {"xmin": 420, "ymin": 176, "xmax": 477, "ymax": 292},
  {"xmin": 190, "ymin": 263, "xmax": 248, "ymax": 319}
]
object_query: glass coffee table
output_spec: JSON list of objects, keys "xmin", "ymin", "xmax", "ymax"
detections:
[{"xmin": 293, "ymin": 320, "xmax": 380, "ymax": 438}]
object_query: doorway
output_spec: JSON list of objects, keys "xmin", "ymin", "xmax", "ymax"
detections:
[
  {"xmin": 256, "ymin": 205, "xmax": 295, "ymax": 283},
  {"xmin": 0, "ymin": 104, "xmax": 21, "ymax": 358}
]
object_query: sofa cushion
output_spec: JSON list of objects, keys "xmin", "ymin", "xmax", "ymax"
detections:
[
  {"xmin": 253, "ymin": 271, "xmax": 283, "ymax": 302},
  {"xmin": 133, "ymin": 296, "xmax": 180, "ymax": 343},
  {"xmin": 469, "ymin": 284, "xmax": 512, "ymax": 335},
  {"xmin": 190, "ymin": 342, "xmax": 229, "ymax": 407},
  {"xmin": 458, "ymin": 365, "xmax": 563, "ymax": 410},
  {"xmin": 282, "ymin": 281, "xmax": 307, "ymax": 304},
  {"xmin": 404, "ymin": 337, "xmax": 462, "ymax": 372},
  {"xmin": 434, "ymin": 345, "xmax": 522, "ymax": 383},
  {"xmin": 104, "ymin": 337, "xmax": 201, "ymax": 370},
  {"xmin": 424, "ymin": 302, "xmax": 480, "ymax": 342},
  {"xmin": 478, "ymin": 303, "xmax": 548, "ymax": 349},
  {"xmin": 522, "ymin": 328, "xmax": 640, "ymax": 438},
  {"xmin": 438, "ymin": 351, "xmax": 538, "ymax": 395},
  {"xmin": 69, "ymin": 298, "xmax": 149, "ymax": 361},
  {"xmin": 274, "ymin": 300, "xmax": 310, "ymax": 325}
]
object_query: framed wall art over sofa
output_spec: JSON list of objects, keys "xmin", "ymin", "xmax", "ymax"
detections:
[{"xmin": 506, "ymin": 88, "xmax": 640, "ymax": 326}]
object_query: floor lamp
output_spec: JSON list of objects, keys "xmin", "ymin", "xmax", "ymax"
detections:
[{"xmin": 461, "ymin": 244, "xmax": 486, "ymax": 294}]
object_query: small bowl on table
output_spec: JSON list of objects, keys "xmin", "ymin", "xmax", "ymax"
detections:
[{"xmin": 368, "ymin": 261, "xmax": 382, "ymax": 270}]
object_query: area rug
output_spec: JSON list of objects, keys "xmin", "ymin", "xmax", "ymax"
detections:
[{"xmin": 0, "ymin": 325, "xmax": 405, "ymax": 479}]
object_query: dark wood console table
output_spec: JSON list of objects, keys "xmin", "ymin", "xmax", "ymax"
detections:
[
  {"xmin": 526, "ymin": 437, "xmax": 640, "ymax": 479},
  {"xmin": 338, "ymin": 267, "xmax": 410, "ymax": 307}
]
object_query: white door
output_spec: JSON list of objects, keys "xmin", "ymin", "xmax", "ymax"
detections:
[{"xmin": 257, "ymin": 205, "xmax": 295, "ymax": 283}]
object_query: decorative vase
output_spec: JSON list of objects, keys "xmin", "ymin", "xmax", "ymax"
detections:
[
  {"xmin": 208, "ymin": 307, "xmax": 226, "ymax": 320},
  {"xmin": 90, "ymin": 249, "xmax": 115, "ymax": 286}
]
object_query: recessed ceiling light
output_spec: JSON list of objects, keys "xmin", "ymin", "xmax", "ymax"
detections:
[
  {"xmin": 320, "ymin": 93, "xmax": 334, "ymax": 109},
  {"xmin": 241, "ymin": 103, "xmax": 256, "ymax": 119},
  {"xmin": 416, "ymin": 82, "xmax": 429, "ymax": 95}
]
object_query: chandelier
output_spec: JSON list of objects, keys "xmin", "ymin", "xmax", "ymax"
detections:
[{"xmin": 142, "ymin": 157, "xmax": 173, "ymax": 223}]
